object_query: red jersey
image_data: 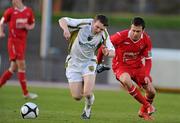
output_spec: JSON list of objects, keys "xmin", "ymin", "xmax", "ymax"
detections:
[
  {"xmin": 3, "ymin": 6, "xmax": 35, "ymax": 40},
  {"xmin": 111, "ymin": 30, "xmax": 152, "ymax": 69}
]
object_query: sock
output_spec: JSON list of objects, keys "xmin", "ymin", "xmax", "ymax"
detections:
[
  {"xmin": 128, "ymin": 85, "xmax": 149, "ymax": 107},
  {"xmin": 17, "ymin": 72, "xmax": 28, "ymax": 95},
  {"xmin": 85, "ymin": 94, "xmax": 95, "ymax": 110},
  {"xmin": 97, "ymin": 46, "xmax": 103, "ymax": 64},
  {"xmin": 0, "ymin": 70, "xmax": 13, "ymax": 87}
]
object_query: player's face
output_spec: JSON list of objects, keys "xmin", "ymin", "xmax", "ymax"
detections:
[
  {"xmin": 12, "ymin": 0, "xmax": 22, "ymax": 7},
  {"xmin": 92, "ymin": 20, "xmax": 106, "ymax": 34},
  {"xmin": 130, "ymin": 24, "xmax": 144, "ymax": 41}
]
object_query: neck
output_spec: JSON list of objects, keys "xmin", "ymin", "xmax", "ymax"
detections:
[{"xmin": 14, "ymin": 2, "xmax": 24, "ymax": 10}]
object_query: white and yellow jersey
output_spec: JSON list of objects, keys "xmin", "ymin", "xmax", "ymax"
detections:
[{"xmin": 64, "ymin": 17, "xmax": 114, "ymax": 63}]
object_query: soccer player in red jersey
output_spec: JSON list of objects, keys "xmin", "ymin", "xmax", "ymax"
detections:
[
  {"xmin": 0, "ymin": 0, "xmax": 38, "ymax": 99},
  {"xmin": 97, "ymin": 17, "xmax": 156, "ymax": 120}
]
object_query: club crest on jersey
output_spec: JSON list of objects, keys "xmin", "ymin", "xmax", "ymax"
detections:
[
  {"xmin": 88, "ymin": 66, "xmax": 94, "ymax": 72},
  {"xmin": 14, "ymin": 12, "xmax": 18, "ymax": 14},
  {"xmin": 87, "ymin": 35, "xmax": 93, "ymax": 41},
  {"xmin": 140, "ymin": 45, "xmax": 144, "ymax": 49}
]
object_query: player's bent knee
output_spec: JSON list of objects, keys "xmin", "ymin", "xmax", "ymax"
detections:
[
  {"xmin": 72, "ymin": 96, "xmax": 82, "ymax": 101},
  {"xmin": 9, "ymin": 64, "xmax": 17, "ymax": 72},
  {"xmin": 120, "ymin": 75, "xmax": 132, "ymax": 87},
  {"xmin": 120, "ymin": 73, "xmax": 131, "ymax": 82},
  {"xmin": 9, "ymin": 67, "xmax": 16, "ymax": 73}
]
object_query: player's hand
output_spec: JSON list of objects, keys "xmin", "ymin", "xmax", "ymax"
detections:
[
  {"xmin": 63, "ymin": 29, "xmax": 71, "ymax": 40},
  {"xmin": 0, "ymin": 32, "xmax": 5, "ymax": 38},
  {"xmin": 144, "ymin": 76, "xmax": 151, "ymax": 84},
  {"xmin": 102, "ymin": 45, "xmax": 109, "ymax": 56}
]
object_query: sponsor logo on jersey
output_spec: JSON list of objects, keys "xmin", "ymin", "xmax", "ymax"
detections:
[
  {"xmin": 16, "ymin": 18, "xmax": 28, "ymax": 23},
  {"xmin": 16, "ymin": 18, "xmax": 28, "ymax": 28},
  {"xmin": 79, "ymin": 41, "xmax": 96, "ymax": 48},
  {"xmin": 123, "ymin": 42, "xmax": 130, "ymax": 45}
]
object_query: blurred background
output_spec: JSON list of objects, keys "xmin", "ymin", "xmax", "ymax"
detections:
[{"xmin": 0, "ymin": 0, "xmax": 180, "ymax": 91}]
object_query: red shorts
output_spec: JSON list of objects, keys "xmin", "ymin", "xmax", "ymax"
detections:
[
  {"xmin": 8, "ymin": 38, "xmax": 26, "ymax": 61},
  {"xmin": 113, "ymin": 66, "xmax": 152, "ymax": 87}
]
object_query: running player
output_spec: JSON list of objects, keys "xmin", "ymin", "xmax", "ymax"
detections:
[
  {"xmin": 97, "ymin": 17, "xmax": 156, "ymax": 120},
  {"xmin": 59, "ymin": 14, "xmax": 115, "ymax": 119},
  {"xmin": 0, "ymin": 0, "xmax": 38, "ymax": 99}
]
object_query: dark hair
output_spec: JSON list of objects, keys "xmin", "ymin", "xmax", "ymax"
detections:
[
  {"xmin": 94, "ymin": 14, "xmax": 108, "ymax": 26},
  {"xmin": 131, "ymin": 17, "xmax": 145, "ymax": 29}
]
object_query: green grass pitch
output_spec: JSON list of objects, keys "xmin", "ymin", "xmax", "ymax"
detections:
[{"xmin": 0, "ymin": 85, "xmax": 180, "ymax": 123}]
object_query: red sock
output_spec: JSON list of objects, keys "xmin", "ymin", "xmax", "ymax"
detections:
[
  {"xmin": 97, "ymin": 46, "xmax": 103, "ymax": 64},
  {"xmin": 128, "ymin": 85, "xmax": 149, "ymax": 107},
  {"xmin": 0, "ymin": 70, "xmax": 13, "ymax": 87},
  {"xmin": 17, "ymin": 72, "xmax": 28, "ymax": 95}
]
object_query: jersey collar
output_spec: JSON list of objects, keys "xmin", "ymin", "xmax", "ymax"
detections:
[
  {"xmin": 14, "ymin": 6, "xmax": 26, "ymax": 12},
  {"xmin": 128, "ymin": 30, "xmax": 143, "ymax": 43}
]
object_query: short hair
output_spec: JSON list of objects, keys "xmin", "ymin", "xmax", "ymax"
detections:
[
  {"xmin": 94, "ymin": 14, "xmax": 108, "ymax": 26},
  {"xmin": 131, "ymin": 17, "xmax": 145, "ymax": 29}
]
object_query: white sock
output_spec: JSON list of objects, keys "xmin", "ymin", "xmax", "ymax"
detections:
[{"xmin": 85, "ymin": 94, "xmax": 95, "ymax": 110}]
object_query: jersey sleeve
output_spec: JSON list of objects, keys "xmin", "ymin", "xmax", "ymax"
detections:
[
  {"xmin": 143, "ymin": 34, "xmax": 152, "ymax": 76},
  {"xmin": 2, "ymin": 8, "xmax": 13, "ymax": 23},
  {"xmin": 64, "ymin": 17, "xmax": 93, "ymax": 28},
  {"xmin": 102, "ymin": 29, "xmax": 115, "ymax": 51},
  {"xmin": 142, "ymin": 35, "xmax": 152, "ymax": 59},
  {"xmin": 110, "ymin": 31, "xmax": 124, "ymax": 46},
  {"xmin": 27, "ymin": 8, "xmax": 35, "ymax": 24}
]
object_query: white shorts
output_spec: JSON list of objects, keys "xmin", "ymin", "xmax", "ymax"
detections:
[{"xmin": 65, "ymin": 57, "xmax": 97, "ymax": 83}]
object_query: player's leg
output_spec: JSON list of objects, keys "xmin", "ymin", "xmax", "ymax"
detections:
[
  {"xmin": 15, "ymin": 42, "xmax": 37, "ymax": 99},
  {"xmin": 140, "ymin": 82, "xmax": 156, "ymax": 116},
  {"xmin": 81, "ymin": 74, "xmax": 95, "ymax": 119},
  {"xmin": 81, "ymin": 61, "xmax": 96, "ymax": 119},
  {"xmin": 66, "ymin": 61, "xmax": 83, "ymax": 101},
  {"xmin": 0, "ymin": 61, "xmax": 17, "ymax": 87},
  {"xmin": 69, "ymin": 82, "xmax": 83, "ymax": 101},
  {"xmin": 96, "ymin": 64, "xmax": 110, "ymax": 73},
  {"xmin": 138, "ymin": 82, "xmax": 156, "ymax": 119},
  {"xmin": 16, "ymin": 59, "xmax": 28, "ymax": 95},
  {"xmin": 119, "ymin": 72, "xmax": 154, "ymax": 120},
  {"xmin": 135, "ymin": 72, "xmax": 156, "ymax": 118},
  {"xmin": 16, "ymin": 59, "xmax": 38, "ymax": 99},
  {"xmin": 119, "ymin": 72, "xmax": 150, "ymax": 109},
  {"xmin": 96, "ymin": 45, "xmax": 110, "ymax": 73},
  {"xmin": 0, "ymin": 40, "xmax": 17, "ymax": 87},
  {"xmin": 142, "ymin": 82, "xmax": 156, "ymax": 104},
  {"xmin": 97, "ymin": 45, "xmax": 104, "ymax": 64}
]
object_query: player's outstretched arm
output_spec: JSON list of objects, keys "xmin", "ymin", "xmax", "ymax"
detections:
[
  {"xmin": 59, "ymin": 18, "xmax": 71, "ymax": 40},
  {"xmin": 101, "ymin": 43, "xmax": 115, "ymax": 57},
  {"xmin": 0, "ymin": 17, "xmax": 5, "ymax": 38},
  {"xmin": 108, "ymin": 50, "xmax": 115, "ymax": 57}
]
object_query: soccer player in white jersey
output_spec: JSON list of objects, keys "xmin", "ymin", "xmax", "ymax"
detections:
[{"xmin": 59, "ymin": 15, "xmax": 115, "ymax": 119}]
